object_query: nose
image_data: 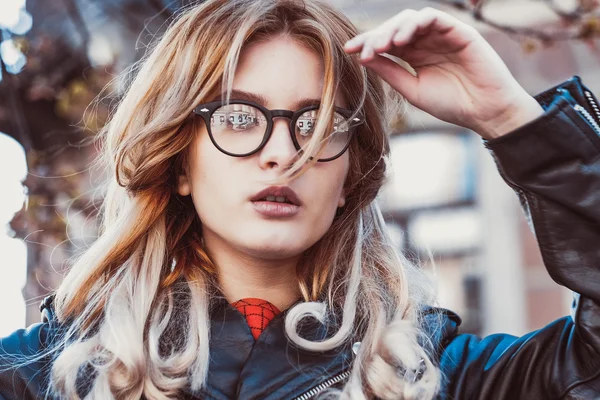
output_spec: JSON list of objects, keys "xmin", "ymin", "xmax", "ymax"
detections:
[{"xmin": 258, "ymin": 117, "xmax": 297, "ymax": 170}]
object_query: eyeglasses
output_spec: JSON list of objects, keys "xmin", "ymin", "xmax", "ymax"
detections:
[{"xmin": 192, "ymin": 100, "xmax": 362, "ymax": 162}]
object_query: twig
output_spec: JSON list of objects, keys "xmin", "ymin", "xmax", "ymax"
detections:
[
  {"xmin": 434, "ymin": 0, "xmax": 600, "ymax": 42},
  {"xmin": 60, "ymin": 0, "xmax": 91, "ymax": 49}
]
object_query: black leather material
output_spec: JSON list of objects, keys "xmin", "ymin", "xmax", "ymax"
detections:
[
  {"xmin": 196, "ymin": 298, "xmax": 354, "ymax": 399},
  {"xmin": 1, "ymin": 76, "xmax": 599, "ymax": 399},
  {"xmin": 437, "ymin": 76, "xmax": 600, "ymax": 400}
]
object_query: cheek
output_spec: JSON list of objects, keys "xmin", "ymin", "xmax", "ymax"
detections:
[
  {"xmin": 189, "ymin": 132, "xmax": 240, "ymax": 217},
  {"xmin": 327, "ymin": 156, "xmax": 349, "ymax": 201},
  {"xmin": 309, "ymin": 157, "xmax": 349, "ymax": 216}
]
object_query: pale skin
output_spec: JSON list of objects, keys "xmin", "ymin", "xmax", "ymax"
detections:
[
  {"xmin": 179, "ymin": 8, "xmax": 545, "ymax": 310},
  {"xmin": 178, "ymin": 38, "xmax": 348, "ymax": 311},
  {"xmin": 344, "ymin": 7, "xmax": 544, "ymax": 138}
]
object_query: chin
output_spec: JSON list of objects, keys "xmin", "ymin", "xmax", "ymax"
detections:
[{"xmin": 242, "ymin": 234, "xmax": 313, "ymax": 260}]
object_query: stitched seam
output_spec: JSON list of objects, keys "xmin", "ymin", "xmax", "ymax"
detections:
[
  {"xmin": 519, "ymin": 191, "xmax": 564, "ymax": 398},
  {"xmin": 523, "ymin": 193, "xmax": 600, "ymax": 398},
  {"xmin": 574, "ymin": 296, "xmax": 600, "ymax": 352},
  {"xmin": 559, "ymin": 365, "xmax": 600, "ymax": 399}
]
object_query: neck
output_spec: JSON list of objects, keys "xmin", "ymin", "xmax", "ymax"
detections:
[{"xmin": 204, "ymin": 236, "xmax": 302, "ymax": 312}]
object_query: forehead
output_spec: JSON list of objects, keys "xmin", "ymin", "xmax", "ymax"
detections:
[{"xmin": 232, "ymin": 36, "xmax": 337, "ymax": 108}]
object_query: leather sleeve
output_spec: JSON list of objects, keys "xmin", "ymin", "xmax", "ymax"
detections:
[
  {"xmin": 0, "ymin": 322, "xmax": 53, "ymax": 400},
  {"xmin": 438, "ymin": 76, "xmax": 600, "ymax": 400}
]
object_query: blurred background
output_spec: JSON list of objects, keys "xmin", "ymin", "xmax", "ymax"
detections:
[{"xmin": 0, "ymin": 0, "xmax": 598, "ymax": 338}]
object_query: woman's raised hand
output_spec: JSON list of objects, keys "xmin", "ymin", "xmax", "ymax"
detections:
[{"xmin": 344, "ymin": 8, "xmax": 544, "ymax": 139}]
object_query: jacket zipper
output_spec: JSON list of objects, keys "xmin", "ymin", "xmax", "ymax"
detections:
[
  {"xmin": 293, "ymin": 371, "xmax": 351, "ymax": 400},
  {"xmin": 574, "ymin": 102, "xmax": 600, "ymax": 137},
  {"xmin": 584, "ymin": 90, "xmax": 600, "ymax": 127}
]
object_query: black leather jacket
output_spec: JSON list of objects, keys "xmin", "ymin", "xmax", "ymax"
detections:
[{"xmin": 1, "ymin": 76, "xmax": 599, "ymax": 399}]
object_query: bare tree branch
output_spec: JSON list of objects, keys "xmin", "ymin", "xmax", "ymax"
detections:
[
  {"xmin": 435, "ymin": 0, "xmax": 600, "ymax": 43},
  {"xmin": 60, "ymin": 0, "xmax": 91, "ymax": 49}
]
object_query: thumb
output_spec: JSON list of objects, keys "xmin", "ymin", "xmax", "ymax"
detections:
[{"xmin": 362, "ymin": 54, "xmax": 419, "ymax": 103}]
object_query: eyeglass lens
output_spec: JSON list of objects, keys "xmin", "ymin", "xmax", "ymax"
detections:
[{"xmin": 209, "ymin": 103, "xmax": 352, "ymax": 159}]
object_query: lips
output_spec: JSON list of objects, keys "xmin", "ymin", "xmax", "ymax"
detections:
[{"xmin": 250, "ymin": 186, "xmax": 302, "ymax": 206}]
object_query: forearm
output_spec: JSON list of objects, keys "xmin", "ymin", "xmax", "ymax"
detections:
[
  {"xmin": 484, "ymin": 76, "xmax": 600, "ymax": 303},
  {"xmin": 439, "ymin": 78, "xmax": 600, "ymax": 400}
]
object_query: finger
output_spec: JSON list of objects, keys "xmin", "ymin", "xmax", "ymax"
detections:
[
  {"xmin": 420, "ymin": 7, "xmax": 468, "ymax": 34},
  {"xmin": 362, "ymin": 10, "xmax": 416, "ymax": 56},
  {"xmin": 418, "ymin": 7, "xmax": 480, "ymax": 43},
  {"xmin": 387, "ymin": 9, "xmax": 480, "ymax": 60},
  {"xmin": 349, "ymin": 28, "xmax": 395, "ymax": 61},
  {"xmin": 353, "ymin": 7, "xmax": 473, "ymax": 61},
  {"xmin": 347, "ymin": 9, "xmax": 416, "ymax": 58},
  {"xmin": 370, "ymin": 25, "xmax": 401, "ymax": 53},
  {"xmin": 360, "ymin": 9, "xmax": 434, "ymax": 62},
  {"xmin": 360, "ymin": 22, "xmax": 405, "ymax": 61},
  {"xmin": 360, "ymin": 54, "xmax": 419, "ymax": 103},
  {"xmin": 361, "ymin": 45, "xmax": 375, "ymax": 61},
  {"xmin": 392, "ymin": 11, "xmax": 436, "ymax": 46},
  {"xmin": 390, "ymin": 19, "xmax": 419, "ymax": 47},
  {"xmin": 344, "ymin": 33, "xmax": 368, "ymax": 53},
  {"xmin": 369, "ymin": 13, "xmax": 413, "ymax": 53}
]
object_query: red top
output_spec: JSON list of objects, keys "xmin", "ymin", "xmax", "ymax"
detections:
[{"xmin": 231, "ymin": 298, "xmax": 281, "ymax": 340}]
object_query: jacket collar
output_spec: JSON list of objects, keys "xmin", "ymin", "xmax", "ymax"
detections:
[
  {"xmin": 40, "ymin": 295, "xmax": 461, "ymax": 399},
  {"xmin": 191, "ymin": 296, "xmax": 355, "ymax": 399}
]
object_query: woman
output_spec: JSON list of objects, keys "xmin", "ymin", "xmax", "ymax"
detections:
[{"xmin": 1, "ymin": 0, "xmax": 599, "ymax": 398}]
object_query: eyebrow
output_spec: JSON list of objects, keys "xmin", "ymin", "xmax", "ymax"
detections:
[{"xmin": 217, "ymin": 89, "xmax": 323, "ymax": 109}]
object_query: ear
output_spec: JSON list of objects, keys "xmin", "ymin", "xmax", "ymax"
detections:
[
  {"xmin": 337, "ymin": 188, "xmax": 346, "ymax": 208},
  {"xmin": 177, "ymin": 174, "xmax": 191, "ymax": 196}
]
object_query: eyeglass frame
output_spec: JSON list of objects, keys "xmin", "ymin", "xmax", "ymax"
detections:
[{"xmin": 192, "ymin": 99, "xmax": 363, "ymax": 162}]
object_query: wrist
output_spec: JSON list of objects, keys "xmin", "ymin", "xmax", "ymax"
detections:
[{"xmin": 475, "ymin": 94, "xmax": 545, "ymax": 139}]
